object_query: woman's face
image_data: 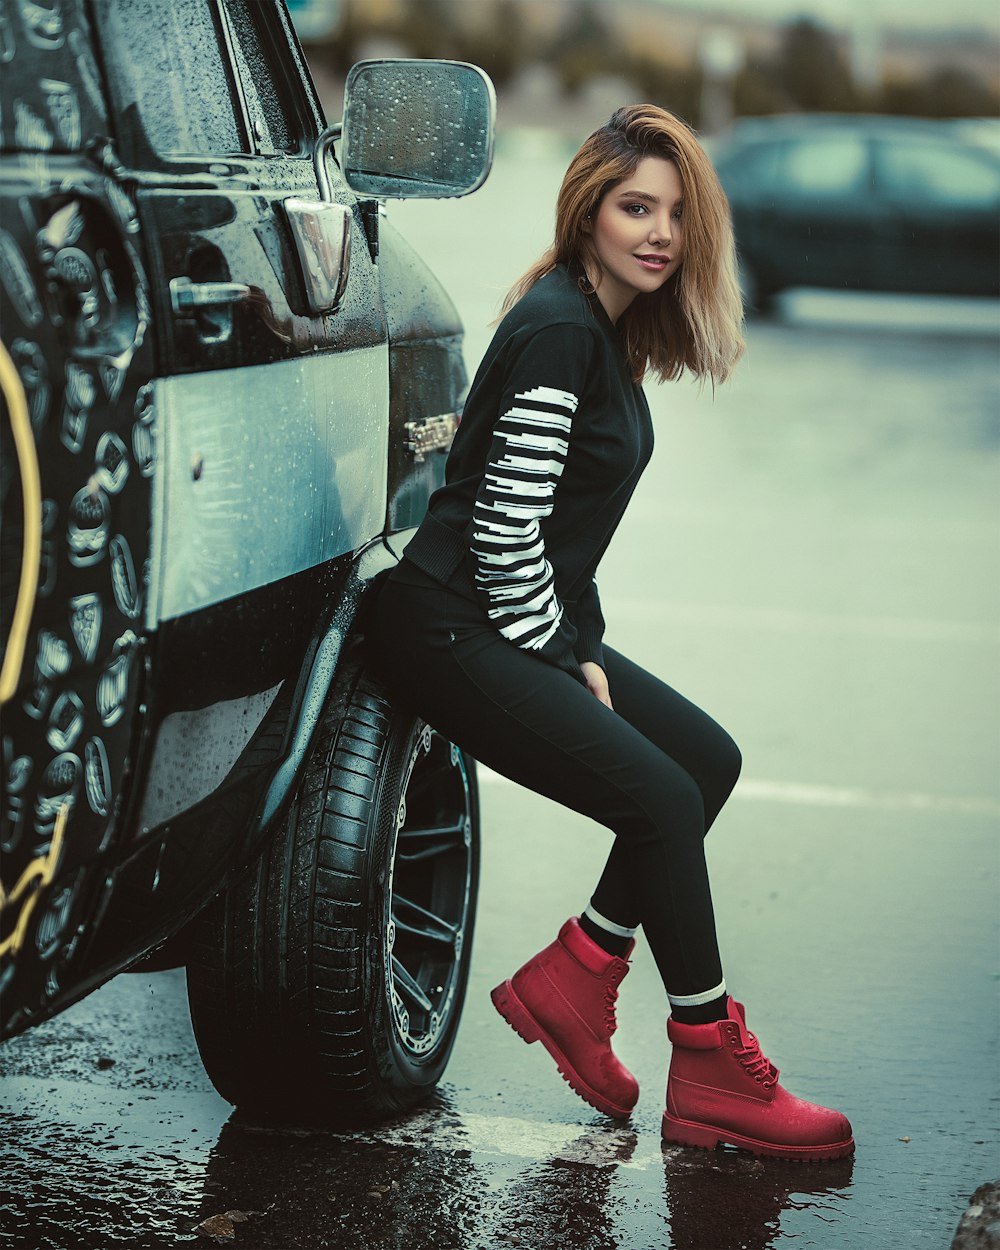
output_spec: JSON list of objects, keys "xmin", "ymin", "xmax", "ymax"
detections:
[{"xmin": 585, "ymin": 155, "xmax": 685, "ymax": 322}]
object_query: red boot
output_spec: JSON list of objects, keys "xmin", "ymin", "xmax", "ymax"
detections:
[
  {"xmin": 663, "ymin": 997, "xmax": 854, "ymax": 1161},
  {"xmin": 491, "ymin": 917, "xmax": 639, "ymax": 1119}
]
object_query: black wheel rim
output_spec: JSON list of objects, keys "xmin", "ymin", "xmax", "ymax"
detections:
[{"xmin": 386, "ymin": 725, "xmax": 474, "ymax": 1058}]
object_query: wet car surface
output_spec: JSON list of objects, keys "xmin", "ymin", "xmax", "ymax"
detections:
[{"xmin": 1, "ymin": 0, "xmax": 494, "ymax": 1128}]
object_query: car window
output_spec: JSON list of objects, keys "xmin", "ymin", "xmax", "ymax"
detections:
[
  {"xmin": 94, "ymin": 0, "xmax": 242, "ymax": 157},
  {"xmin": 220, "ymin": 0, "xmax": 301, "ymax": 154},
  {"xmin": 876, "ymin": 139, "xmax": 1000, "ymax": 208},
  {"xmin": 719, "ymin": 140, "xmax": 783, "ymax": 196},
  {"xmin": 777, "ymin": 136, "xmax": 870, "ymax": 198}
]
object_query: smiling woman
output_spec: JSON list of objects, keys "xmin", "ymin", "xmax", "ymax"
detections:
[
  {"xmin": 366, "ymin": 103, "xmax": 856, "ymax": 1164},
  {"xmin": 502, "ymin": 105, "xmax": 743, "ymax": 385},
  {"xmin": 583, "ymin": 158, "xmax": 686, "ymax": 322}
]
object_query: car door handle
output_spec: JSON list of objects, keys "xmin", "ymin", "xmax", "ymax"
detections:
[{"xmin": 169, "ymin": 276, "xmax": 251, "ymax": 314}]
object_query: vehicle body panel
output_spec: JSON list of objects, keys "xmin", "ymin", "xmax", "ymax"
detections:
[
  {"xmin": 0, "ymin": 0, "xmax": 156, "ymax": 1026},
  {"xmin": 1, "ymin": 0, "xmax": 479, "ymax": 1036},
  {"xmin": 148, "ymin": 349, "xmax": 388, "ymax": 623}
]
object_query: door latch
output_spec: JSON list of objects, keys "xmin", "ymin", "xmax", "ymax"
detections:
[{"xmin": 404, "ymin": 414, "xmax": 459, "ymax": 463}]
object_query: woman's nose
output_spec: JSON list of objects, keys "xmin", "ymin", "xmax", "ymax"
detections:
[{"xmin": 649, "ymin": 215, "xmax": 671, "ymax": 245}]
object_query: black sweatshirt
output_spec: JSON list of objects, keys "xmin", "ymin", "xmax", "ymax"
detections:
[{"xmin": 403, "ymin": 263, "xmax": 654, "ymax": 682}]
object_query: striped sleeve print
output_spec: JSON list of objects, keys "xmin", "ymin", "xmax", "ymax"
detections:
[{"xmin": 470, "ymin": 384, "xmax": 579, "ymax": 651}]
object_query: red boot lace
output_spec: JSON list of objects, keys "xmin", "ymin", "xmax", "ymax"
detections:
[
  {"xmin": 603, "ymin": 969, "xmax": 624, "ymax": 1034},
  {"xmin": 734, "ymin": 1028, "xmax": 779, "ymax": 1087}
]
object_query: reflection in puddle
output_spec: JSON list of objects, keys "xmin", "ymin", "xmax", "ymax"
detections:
[
  {"xmin": 196, "ymin": 1104, "xmax": 854, "ymax": 1249},
  {"xmin": 474, "ymin": 1125, "xmax": 642, "ymax": 1249},
  {"xmin": 663, "ymin": 1145, "xmax": 855, "ymax": 1250},
  {"xmin": 201, "ymin": 1095, "xmax": 480, "ymax": 1250},
  {"xmin": 199, "ymin": 1112, "xmax": 650, "ymax": 1249},
  {"xmin": 2, "ymin": 1076, "xmax": 855, "ymax": 1248}
]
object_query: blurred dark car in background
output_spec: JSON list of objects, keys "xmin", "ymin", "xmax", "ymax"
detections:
[
  {"xmin": 711, "ymin": 115, "xmax": 1000, "ymax": 312},
  {"xmin": 948, "ymin": 117, "xmax": 1000, "ymax": 157}
]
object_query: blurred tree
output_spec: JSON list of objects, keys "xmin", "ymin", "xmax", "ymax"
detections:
[
  {"xmin": 550, "ymin": 1, "xmax": 613, "ymax": 95},
  {"xmin": 452, "ymin": 0, "xmax": 526, "ymax": 90},
  {"xmin": 299, "ymin": 0, "xmax": 355, "ymax": 74},
  {"xmin": 293, "ymin": 0, "xmax": 999, "ymax": 129},
  {"xmin": 628, "ymin": 55, "xmax": 703, "ymax": 128},
  {"xmin": 777, "ymin": 19, "xmax": 860, "ymax": 111},
  {"xmin": 396, "ymin": 0, "xmax": 459, "ymax": 60},
  {"xmin": 315, "ymin": 0, "xmax": 525, "ymax": 89},
  {"xmin": 882, "ymin": 66, "xmax": 999, "ymax": 118},
  {"xmin": 732, "ymin": 62, "xmax": 784, "ymax": 116}
]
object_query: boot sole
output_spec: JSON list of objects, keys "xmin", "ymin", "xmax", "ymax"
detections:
[
  {"xmin": 661, "ymin": 1111, "xmax": 855, "ymax": 1162},
  {"xmin": 491, "ymin": 979, "xmax": 635, "ymax": 1120}
]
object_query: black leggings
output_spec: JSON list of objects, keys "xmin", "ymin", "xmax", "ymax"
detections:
[{"xmin": 367, "ymin": 569, "xmax": 741, "ymax": 998}]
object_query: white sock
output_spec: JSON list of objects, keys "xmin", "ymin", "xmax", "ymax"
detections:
[
  {"xmin": 582, "ymin": 901, "xmax": 638, "ymax": 940},
  {"xmin": 666, "ymin": 978, "xmax": 728, "ymax": 1008}
]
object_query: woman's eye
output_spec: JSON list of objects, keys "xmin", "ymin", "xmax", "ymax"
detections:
[{"xmin": 624, "ymin": 202, "xmax": 647, "ymax": 215}]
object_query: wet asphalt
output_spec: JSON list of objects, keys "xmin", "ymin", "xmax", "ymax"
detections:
[{"xmin": 2, "ymin": 141, "xmax": 999, "ymax": 1249}]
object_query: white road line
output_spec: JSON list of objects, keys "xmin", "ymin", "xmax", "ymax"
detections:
[
  {"xmin": 606, "ymin": 600, "xmax": 1000, "ymax": 645},
  {"xmin": 477, "ymin": 768, "xmax": 1000, "ymax": 819},
  {"xmin": 346, "ymin": 1107, "xmax": 664, "ymax": 1171},
  {"xmin": 735, "ymin": 779, "xmax": 1000, "ymax": 818}
]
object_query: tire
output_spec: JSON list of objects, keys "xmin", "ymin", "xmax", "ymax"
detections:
[{"xmin": 185, "ymin": 655, "xmax": 480, "ymax": 1125}]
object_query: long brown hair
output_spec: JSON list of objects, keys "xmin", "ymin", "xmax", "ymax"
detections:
[{"xmin": 502, "ymin": 104, "xmax": 745, "ymax": 385}]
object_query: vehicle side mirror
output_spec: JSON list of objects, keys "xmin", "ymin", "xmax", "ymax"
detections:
[{"xmin": 341, "ymin": 59, "xmax": 495, "ymax": 199}]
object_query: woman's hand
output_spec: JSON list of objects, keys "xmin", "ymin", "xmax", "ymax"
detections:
[{"xmin": 580, "ymin": 661, "xmax": 613, "ymax": 710}]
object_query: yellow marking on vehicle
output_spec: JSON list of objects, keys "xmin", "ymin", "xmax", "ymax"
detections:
[
  {"xmin": 0, "ymin": 339, "xmax": 42, "ymax": 704},
  {"xmin": 0, "ymin": 803, "xmax": 68, "ymax": 959}
]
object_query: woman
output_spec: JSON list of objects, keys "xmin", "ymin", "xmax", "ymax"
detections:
[{"xmin": 368, "ymin": 104, "xmax": 853, "ymax": 1162}]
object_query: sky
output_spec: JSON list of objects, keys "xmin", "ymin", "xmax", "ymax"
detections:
[{"xmin": 655, "ymin": 0, "xmax": 1000, "ymax": 34}]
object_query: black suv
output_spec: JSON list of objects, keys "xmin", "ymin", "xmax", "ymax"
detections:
[{"xmin": 0, "ymin": 0, "xmax": 493, "ymax": 1124}]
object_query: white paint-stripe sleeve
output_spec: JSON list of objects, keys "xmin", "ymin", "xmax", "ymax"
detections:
[{"xmin": 471, "ymin": 384, "xmax": 578, "ymax": 652}]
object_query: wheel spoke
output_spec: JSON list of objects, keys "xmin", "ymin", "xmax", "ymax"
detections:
[
  {"xmin": 396, "ymin": 841, "xmax": 460, "ymax": 863},
  {"xmin": 391, "ymin": 956, "xmax": 434, "ymax": 1015},
  {"xmin": 404, "ymin": 754, "xmax": 452, "ymax": 795},
  {"xmin": 392, "ymin": 892, "xmax": 458, "ymax": 948},
  {"xmin": 399, "ymin": 818, "xmax": 466, "ymax": 840},
  {"xmin": 397, "ymin": 817, "xmax": 467, "ymax": 864}
]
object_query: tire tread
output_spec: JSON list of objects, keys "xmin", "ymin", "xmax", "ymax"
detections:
[{"xmin": 187, "ymin": 658, "xmax": 476, "ymax": 1125}]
